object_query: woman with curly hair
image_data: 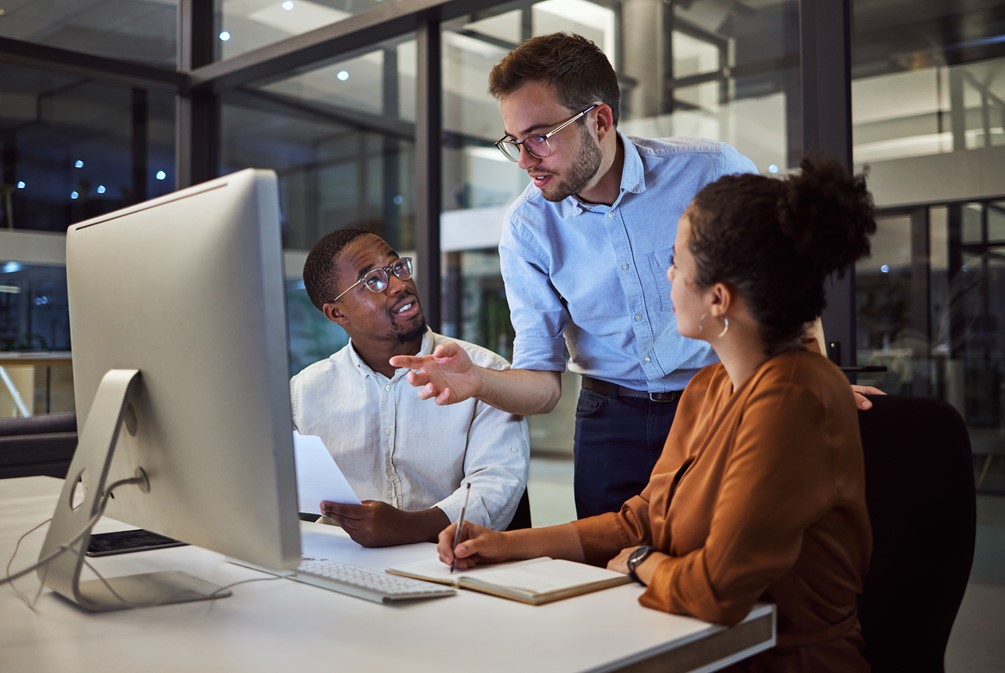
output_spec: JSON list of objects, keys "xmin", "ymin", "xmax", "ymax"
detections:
[{"xmin": 439, "ymin": 158, "xmax": 878, "ymax": 673}]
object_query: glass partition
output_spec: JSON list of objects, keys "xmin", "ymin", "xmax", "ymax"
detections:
[
  {"xmin": 852, "ymin": 56, "xmax": 1005, "ymax": 164},
  {"xmin": 851, "ymin": 1, "xmax": 1005, "ymax": 520},
  {"xmin": 222, "ymin": 38, "xmax": 415, "ymax": 249},
  {"xmin": 855, "ymin": 201, "xmax": 1005, "ymax": 499},
  {"xmin": 217, "ymin": 0, "xmax": 388, "ymax": 61},
  {"xmin": 0, "ymin": 0, "xmax": 177, "ymax": 67},
  {"xmin": 0, "ymin": 64, "xmax": 176, "ymax": 233},
  {"xmin": 0, "ymin": 262, "xmax": 73, "ymax": 418}
]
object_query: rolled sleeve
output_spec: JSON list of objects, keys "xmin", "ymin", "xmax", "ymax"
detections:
[
  {"xmin": 434, "ymin": 397, "xmax": 530, "ymax": 530},
  {"xmin": 429, "ymin": 335, "xmax": 531, "ymax": 530}
]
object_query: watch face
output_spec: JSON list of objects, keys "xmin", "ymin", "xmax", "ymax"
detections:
[{"xmin": 629, "ymin": 545, "xmax": 652, "ymax": 570}]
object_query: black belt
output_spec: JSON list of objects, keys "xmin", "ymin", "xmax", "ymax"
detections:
[{"xmin": 581, "ymin": 376, "xmax": 683, "ymax": 403}]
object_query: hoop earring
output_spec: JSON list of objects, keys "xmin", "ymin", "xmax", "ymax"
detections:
[{"xmin": 698, "ymin": 312, "xmax": 729, "ymax": 338}]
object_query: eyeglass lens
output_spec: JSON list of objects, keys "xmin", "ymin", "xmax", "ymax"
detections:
[
  {"xmin": 499, "ymin": 137, "xmax": 547, "ymax": 161},
  {"xmin": 496, "ymin": 104, "xmax": 597, "ymax": 163},
  {"xmin": 362, "ymin": 258, "xmax": 412, "ymax": 292}
]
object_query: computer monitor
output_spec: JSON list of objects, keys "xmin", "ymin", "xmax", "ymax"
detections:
[{"xmin": 37, "ymin": 169, "xmax": 302, "ymax": 612}]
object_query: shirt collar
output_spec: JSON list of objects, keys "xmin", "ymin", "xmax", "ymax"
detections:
[
  {"xmin": 570, "ymin": 131, "xmax": 646, "ymax": 215},
  {"xmin": 344, "ymin": 327, "xmax": 434, "ymax": 381}
]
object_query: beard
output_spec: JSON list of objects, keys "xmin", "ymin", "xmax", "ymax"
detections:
[
  {"xmin": 392, "ymin": 313, "xmax": 428, "ymax": 344},
  {"xmin": 541, "ymin": 125, "xmax": 603, "ymax": 202}
]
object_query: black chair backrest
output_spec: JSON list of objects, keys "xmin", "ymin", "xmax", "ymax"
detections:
[
  {"xmin": 505, "ymin": 488, "xmax": 532, "ymax": 531},
  {"xmin": 0, "ymin": 412, "xmax": 78, "ymax": 479},
  {"xmin": 857, "ymin": 395, "xmax": 976, "ymax": 673}
]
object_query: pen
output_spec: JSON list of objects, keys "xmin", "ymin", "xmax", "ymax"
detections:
[{"xmin": 450, "ymin": 483, "xmax": 472, "ymax": 573}]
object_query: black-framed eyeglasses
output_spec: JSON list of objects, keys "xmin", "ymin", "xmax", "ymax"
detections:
[
  {"xmin": 494, "ymin": 104, "xmax": 599, "ymax": 163},
  {"xmin": 333, "ymin": 257, "xmax": 413, "ymax": 302}
]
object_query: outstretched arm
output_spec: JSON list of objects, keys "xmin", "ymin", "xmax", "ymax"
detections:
[{"xmin": 389, "ymin": 341, "xmax": 562, "ymax": 416}]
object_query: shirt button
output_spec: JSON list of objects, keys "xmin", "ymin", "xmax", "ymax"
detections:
[
  {"xmin": 634, "ymin": 313, "xmax": 643, "ymax": 321},
  {"xmin": 643, "ymin": 356, "xmax": 651, "ymax": 363},
  {"xmin": 608, "ymin": 212, "xmax": 615, "ymax": 219},
  {"xmin": 621, "ymin": 263, "xmax": 629, "ymax": 271},
  {"xmin": 384, "ymin": 384, "xmax": 391, "ymax": 391},
  {"xmin": 384, "ymin": 428, "xmax": 391, "ymax": 436}
]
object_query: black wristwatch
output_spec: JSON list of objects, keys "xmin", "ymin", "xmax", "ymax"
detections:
[{"xmin": 627, "ymin": 545, "xmax": 656, "ymax": 584}]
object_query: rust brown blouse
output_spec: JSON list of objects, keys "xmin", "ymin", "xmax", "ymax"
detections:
[{"xmin": 571, "ymin": 349, "xmax": 872, "ymax": 672}]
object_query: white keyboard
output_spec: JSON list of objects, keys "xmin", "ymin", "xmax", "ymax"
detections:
[{"xmin": 293, "ymin": 557, "xmax": 456, "ymax": 604}]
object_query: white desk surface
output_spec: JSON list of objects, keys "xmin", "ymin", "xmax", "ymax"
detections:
[{"xmin": 0, "ymin": 477, "xmax": 775, "ymax": 673}]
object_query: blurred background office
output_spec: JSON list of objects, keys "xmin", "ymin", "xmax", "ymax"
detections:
[{"xmin": 0, "ymin": 1, "xmax": 1002, "ymax": 670}]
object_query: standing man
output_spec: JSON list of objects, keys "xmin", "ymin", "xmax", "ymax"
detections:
[
  {"xmin": 393, "ymin": 33, "xmax": 756, "ymax": 518},
  {"xmin": 291, "ymin": 228, "xmax": 529, "ymax": 546}
]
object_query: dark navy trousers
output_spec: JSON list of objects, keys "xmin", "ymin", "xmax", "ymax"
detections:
[{"xmin": 572, "ymin": 387, "xmax": 680, "ymax": 519}]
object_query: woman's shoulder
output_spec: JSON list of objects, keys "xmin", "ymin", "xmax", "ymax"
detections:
[
  {"xmin": 759, "ymin": 348, "xmax": 846, "ymax": 384},
  {"xmin": 751, "ymin": 349, "xmax": 857, "ymax": 413}
]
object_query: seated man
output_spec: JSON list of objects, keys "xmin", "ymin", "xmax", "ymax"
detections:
[{"xmin": 291, "ymin": 228, "xmax": 530, "ymax": 547}]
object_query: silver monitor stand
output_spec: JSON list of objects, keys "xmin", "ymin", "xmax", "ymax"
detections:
[{"xmin": 37, "ymin": 369, "xmax": 230, "ymax": 612}]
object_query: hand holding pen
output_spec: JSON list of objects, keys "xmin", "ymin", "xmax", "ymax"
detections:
[{"xmin": 449, "ymin": 483, "xmax": 471, "ymax": 573}]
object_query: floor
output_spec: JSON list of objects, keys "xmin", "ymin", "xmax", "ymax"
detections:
[{"xmin": 527, "ymin": 455, "xmax": 1005, "ymax": 673}]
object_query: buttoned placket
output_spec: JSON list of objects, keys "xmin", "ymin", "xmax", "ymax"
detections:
[
  {"xmin": 376, "ymin": 372, "xmax": 402, "ymax": 507},
  {"xmin": 600, "ymin": 199, "xmax": 663, "ymax": 385}
]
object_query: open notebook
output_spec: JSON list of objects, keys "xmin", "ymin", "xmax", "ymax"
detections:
[{"xmin": 386, "ymin": 557, "xmax": 632, "ymax": 605}]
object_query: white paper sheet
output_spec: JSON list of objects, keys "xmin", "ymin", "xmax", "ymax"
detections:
[{"xmin": 293, "ymin": 431, "xmax": 362, "ymax": 514}]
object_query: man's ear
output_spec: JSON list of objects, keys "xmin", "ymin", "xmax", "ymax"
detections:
[
  {"xmin": 594, "ymin": 103, "xmax": 616, "ymax": 143},
  {"xmin": 322, "ymin": 302, "xmax": 347, "ymax": 326}
]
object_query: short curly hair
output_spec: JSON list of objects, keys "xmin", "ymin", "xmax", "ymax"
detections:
[
  {"xmin": 301, "ymin": 228, "xmax": 371, "ymax": 311},
  {"xmin": 687, "ymin": 158, "xmax": 876, "ymax": 354}
]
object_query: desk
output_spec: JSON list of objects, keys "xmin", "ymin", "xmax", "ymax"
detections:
[{"xmin": 1, "ymin": 477, "xmax": 775, "ymax": 673}]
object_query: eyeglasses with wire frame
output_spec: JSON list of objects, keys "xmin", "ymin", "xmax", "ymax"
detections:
[
  {"xmin": 332, "ymin": 257, "xmax": 413, "ymax": 302},
  {"xmin": 494, "ymin": 103, "xmax": 599, "ymax": 163}
]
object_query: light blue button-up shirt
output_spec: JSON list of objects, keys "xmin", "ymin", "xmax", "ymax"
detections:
[{"xmin": 499, "ymin": 133, "xmax": 756, "ymax": 393}]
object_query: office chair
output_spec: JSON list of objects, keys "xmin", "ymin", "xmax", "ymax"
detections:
[
  {"xmin": 856, "ymin": 394, "xmax": 976, "ymax": 673},
  {"xmin": 0, "ymin": 412, "xmax": 77, "ymax": 479},
  {"xmin": 505, "ymin": 488, "xmax": 532, "ymax": 530}
]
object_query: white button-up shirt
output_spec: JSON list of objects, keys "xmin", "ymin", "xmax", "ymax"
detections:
[{"xmin": 290, "ymin": 329, "xmax": 530, "ymax": 530}]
